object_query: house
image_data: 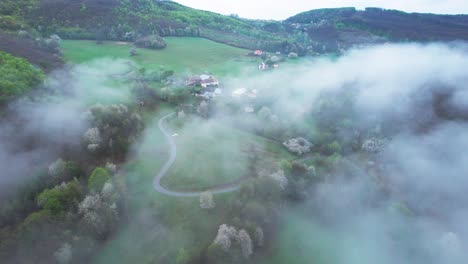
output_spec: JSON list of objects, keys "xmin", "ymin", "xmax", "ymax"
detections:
[
  {"xmin": 201, "ymin": 76, "xmax": 219, "ymax": 88},
  {"xmin": 186, "ymin": 74, "xmax": 219, "ymax": 88},
  {"xmin": 254, "ymin": 50, "xmax": 263, "ymax": 56},
  {"xmin": 186, "ymin": 76, "xmax": 202, "ymax": 86}
]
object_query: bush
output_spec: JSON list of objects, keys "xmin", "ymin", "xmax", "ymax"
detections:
[{"xmin": 88, "ymin": 167, "xmax": 111, "ymax": 192}]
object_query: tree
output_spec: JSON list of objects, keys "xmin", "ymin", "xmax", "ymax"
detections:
[
  {"xmin": 83, "ymin": 127, "xmax": 102, "ymax": 153},
  {"xmin": 176, "ymin": 248, "xmax": 190, "ymax": 264},
  {"xmin": 257, "ymin": 106, "xmax": 272, "ymax": 120},
  {"xmin": 254, "ymin": 227, "xmax": 264, "ymax": 247},
  {"xmin": 362, "ymin": 137, "xmax": 386, "ymax": 153},
  {"xmin": 129, "ymin": 47, "xmax": 138, "ymax": 56},
  {"xmin": 269, "ymin": 170, "xmax": 288, "ymax": 190},
  {"xmin": 236, "ymin": 229, "xmax": 253, "ymax": 258},
  {"xmin": 200, "ymin": 192, "xmax": 215, "ymax": 209},
  {"xmin": 54, "ymin": 242, "xmax": 72, "ymax": 264},
  {"xmin": 84, "ymin": 104, "xmax": 144, "ymax": 158},
  {"xmin": 197, "ymin": 100, "xmax": 209, "ymax": 118},
  {"xmin": 48, "ymin": 158, "xmax": 66, "ymax": 178},
  {"xmin": 214, "ymin": 224, "xmax": 237, "ymax": 251},
  {"xmin": 282, "ymin": 137, "xmax": 313, "ymax": 155},
  {"xmin": 0, "ymin": 51, "xmax": 43, "ymax": 102},
  {"xmin": 37, "ymin": 181, "xmax": 82, "ymax": 215},
  {"xmin": 78, "ymin": 193, "xmax": 118, "ymax": 237},
  {"xmin": 88, "ymin": 167, "xmax": 111, "ymax": 193}
]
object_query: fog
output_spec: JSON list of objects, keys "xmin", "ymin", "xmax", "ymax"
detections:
[
  {"xmin": 3, "ymin": 42, "xmax": 468, "ymax": 263},
  {"xmin": 223, "ymin": 43, "xmax": 468, "ymax": 263},
  {"xmin": 0, "ymin": 59, "xmax": 134, "ymax": 193}
]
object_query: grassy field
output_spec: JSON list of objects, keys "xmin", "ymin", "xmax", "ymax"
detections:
[
  {"xmin": 61, "ymin": 37, "xmax": 260, "ymax": 77},
  {"xmin": 61, "ymin": 37, "xmax": 297, "ymax": 263},
  {"xmin": 93, "ymin": 112, "xmax": 240, "ymax": 264},
  {"xmin": 161, "ymin": 118, "xmax": 294, "ymax": 190}
]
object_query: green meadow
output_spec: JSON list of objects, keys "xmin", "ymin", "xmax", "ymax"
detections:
[{"xmin": 61, "ymin": 37, "xmax": 260, "ymax": 76}]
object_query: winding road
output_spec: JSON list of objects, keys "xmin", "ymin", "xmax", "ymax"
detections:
[{"xmin": 152, "ymin": 113, "xmax": 241, "ymax": 197}]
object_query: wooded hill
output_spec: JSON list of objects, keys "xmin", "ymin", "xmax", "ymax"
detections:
[
  {"xmin": 1, "ymin": 1, "xmax": 468, "ymax": 55},
  {"xmin": 286, "ymin": 7, "xmax": 468, "ymax": 52}
]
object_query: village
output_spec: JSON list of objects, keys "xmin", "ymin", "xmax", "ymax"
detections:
[{"xmin": 181, "ymin": 49, "xmax": 299, "ymax": 113}]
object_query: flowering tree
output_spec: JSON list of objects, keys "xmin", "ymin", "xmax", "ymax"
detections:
[
  {"xmin": 269, "ymin": 170, "xmax": 288, "ymax": 190},
  {"xmin": 254, "ymin": 227, "xmax": 264, "ymax": 247},
  {"xmin": 214, "ymin": 224, "xmax": 238, "ymax": 251},
  {"xmin": 78, "ymin": 193, "xmax": 118, "ymax": 237},
  {"xmin": 54, "ymin": 242, "xmax": 72, "ymax": 264},
  {"xmin": 200, "ymin": 192, "xmax": 215, "ymax": 209},
  {"xmin": 83, "ymin": 104, "xmax": 144, "ymax": 158},
  {"xmin": 236, "ymin": 229, "xmax": 253, "ymax": 258},
  {"xmin": 105, "ymin": 162, "xmax": 117, "ymax": 174},
  {"xmin": 83, "ymin": 127, "xmax": 102, "ymax": 152},
  {"xmin": 361, "ymin": 137, "xmax": 386, "ymax": 153},
  {"xmin": 213, "ymin": 225, "xmax": 254, "ymax": 258},
  {"xmin": 48, "ymin": 158, "xmax": 66, "ymax": 177},
  {"xmin": 197, "ymin": 100, "xmax": 209, "ymax": 118},
  {"xmin": 283, "ymin": 137, "xmax": 313, "ymax": 155}
]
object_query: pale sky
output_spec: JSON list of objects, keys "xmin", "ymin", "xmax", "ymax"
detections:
[{"xmin": 174, "ymin": 0, "xmax": 468, "ymax": 20}]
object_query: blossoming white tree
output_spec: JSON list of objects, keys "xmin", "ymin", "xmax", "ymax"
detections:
[
  {"xmin": 283, "ymin": 137, "xmax": 312, "ymax": 155},
  {"xmin": 254, "ymin": 227, "xmax": 264, "ymax": 247},
  {"xmin": 214, "ymin": 224, "xmax": 238, "ymax": 251},
  {"xmin": 213, "ymin": 225, "xmax": 254, "ymax": 258},
  {"xmin": 200, "ymin": 191, "xmax": 215, "ymax": 209},
  {"xmin": 269, "ymin": 170, "xmax": 288, "ymax": 190},
  {"xmin": 48, "ymin": 158, "xmax": 66, "ymax": 177},
  {"xmin": 54, "ymin": 242, "xmax": 72, "ymax": 264},
  {"xmin": 236, "ymin": 229, "xmax": 253, "ymax": 258}
]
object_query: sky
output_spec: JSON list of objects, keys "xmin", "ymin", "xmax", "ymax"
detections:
[{"xmin": 174, "ymin": 0, "xmax": 468, "ymax": 20}]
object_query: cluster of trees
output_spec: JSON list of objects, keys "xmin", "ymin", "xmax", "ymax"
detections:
[
  {"xmin": 0, "ymin": 87, "xmax": 149, "ymax": 262},
  {"xmin": 134, "ymin": 34, "xmax": 166, "ymax": 49},
  {"xmin": 83, "ymin": 103, "xmax": 144, "ymax": 160},
  {"xmin": 0, "ymin": 159, "xmax": 124, "ymax": 263}
]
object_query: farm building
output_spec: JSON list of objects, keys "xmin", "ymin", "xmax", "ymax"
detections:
[{"xmin": 186, "ymin": 74, "xmax": 219, "ymax": 88}]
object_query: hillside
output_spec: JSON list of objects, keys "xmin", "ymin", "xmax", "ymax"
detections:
[
  {"xmin": 0, "ymin": 0, "xmax": 299, "ymax": 53},
  {"xmin": 285, "ymin": 7, "xmax": 468, "ymax": 52},
  {"xmin": 3, "ymin": 2, "xmax": 468, "ymax": 57}
]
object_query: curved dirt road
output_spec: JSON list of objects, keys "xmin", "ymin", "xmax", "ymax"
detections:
[{"xmin": 153, "ymin": 113, "xmax": 241, "ymax": 197}]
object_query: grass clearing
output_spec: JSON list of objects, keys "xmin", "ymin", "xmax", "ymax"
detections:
[
  {"xmin": 93, "ymin": 113, "xmax": 239, "ymax": 264},
  {"xmin": 161, "ymin": 117, "xmax": 294, "ymax": 190},
  {"xmin": 61, "ymin": 37, "xmax": 259, "ymax": 77}
]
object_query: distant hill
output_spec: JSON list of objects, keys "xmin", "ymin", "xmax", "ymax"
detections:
[
  {"xmin": 285, "ymin": 7, "xmax": 468, "ymax": 52},
  {"xmin": 2, "ymin": 2, "xmax": 468, "ymax": 57}
]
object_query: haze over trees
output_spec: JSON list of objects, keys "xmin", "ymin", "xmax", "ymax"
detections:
[{"xmin": 1, "ymin": 0, "xmax": 468, "ymax": 263}]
